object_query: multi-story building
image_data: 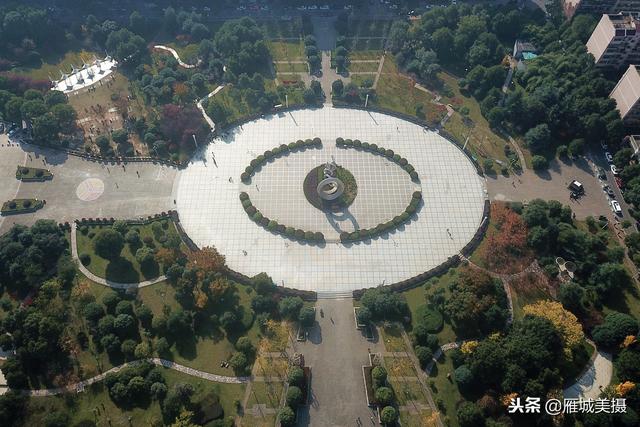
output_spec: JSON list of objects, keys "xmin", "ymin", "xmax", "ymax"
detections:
[
  {"xmin": 586, "ymin": 13, "xmax": 640, "ymax": 69},
  {"xmin": 562, "ymin": 0, "xmax": 640, "ymax": 20},
  {"xmin": 610, "ymin": 64, "xmax": 640, "ymax": 126}
]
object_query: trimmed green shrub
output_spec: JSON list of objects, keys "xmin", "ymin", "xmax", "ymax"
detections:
[
  {"xmin": 250, "ymin": 159, "xmax": 259, "ymax": 167},
  {"xmin": 239, "ymin": 192, "xmax": 249, "ymax": 201},
  {"xmin": 272, "ymin": 146, "xmax": 282, "ymax": 155},
  {"xmin": 259, "ymin": 217, "xmax": 269, "ymax": 227},
  {"xmin": 404, "ymin": 164, "xmax": 415, "ymax": 173},
  {"xmin": 267, "ymin": 220, "xmax": 278, "ymax": 231},
  {"xmin": 393, "ymin": 154, "xmax": 401, "ymax": 162},
  {"xmin": 304, "ymin": 231, "xmax": 314, "ymax": 240},
  {"xmin": 242, "ymin": 199, "xmax": 252, "ymax": 208},
  {"xmin": 246, "ymin": 206, "xmax": 257, "ymax": 216},
  {"xmin": 252, "ymin": 212, "xmax": 263, "ymax": 222},
  {"xmin": 344, "ymin": 139, "xmax": 353, "ymax": 146},
  {"xmin": 304, "ymin": 138, "xmax": 313, "ymax": 146},
  {"xmin": 285, "ymin": 227, "xmax": 295, "ymax": 237},
  {"xmin": 377, "ymin": 147, "xmax": 386, "ymax": 155},
  {"xmin": 399, "ymin": 212, "xmax": 410, "ymax": 222},
  {"xmin": 288, "ymin": 142, "xmax": 296, "ymax": 150},
  {"xmin": 399, "ymin": 158, "xmax": 408, "ymax": 166},
  {"xmin": 256, "ymin": 154, "xmax": 265, "ymax": 163},
  {"xmin": 385, "ymin": 149, "xmax": 394, "ymax": 158},
  {"xmin": 362, "ymin": 142, "xmax": 370, "ymax": 149},
  {"xmin": 280, "ymin": 144, "xmax": 289, "ymax": 152},
  {"xmin": 410, "ymin": 170, "xmax": 419, "ymax": 181},
  {"xmin": 336, "ymin": 137, "xmax": 344, "ymax": 145},
  {"xmin": 264, "ymin": 150, "xmax": 273, "ymax": 158},
  {"xmin": 294, "ymin": 229, "xmax": 304, "ymax": 239},
  {"xmin": 295, "ymin": 140, "xmax": 304, "ymax": 148},
  {"xmin": 412, "ymin": 191, "xmax": 422, "ymax": 200},
  {"xmin": 314, "ymin": 232, "xmax": 324, "ymax": 242},
  {"xmin": 313, "ymin": 137, "xmax": 321, "ymax": 146},
  {"xmin": 353, "ymin": 140, "xmax": 361, "ymax": 148}
]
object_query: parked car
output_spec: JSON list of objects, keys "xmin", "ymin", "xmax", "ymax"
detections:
[
  {"xmin": 597, "ymin": 167, "xmax": 607, "ymax": 179},
  {"xmin": 568, "ymin": 180, "xmax": 584, "ymax": 194},
  {"xmin": 611, "ymin": 200, "xmax": 623, "ymax": 216},
  {"xmin": 603, "ymin": 185, "xmax": 615, "ymax": 198},
  {"xmin": 605, "ymin": 152, "xmax": 614, "ymax": 163},
  {"xmin": 611, "ymin": 164, "xmax": 619, "ymax": 176}
]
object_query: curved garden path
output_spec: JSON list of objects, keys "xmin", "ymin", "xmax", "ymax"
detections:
[
  {"xmin": 153, "ymin": 45, "xmax": 202, "ymax": 69},
  {"xmin": 70, "ymin": 222, "xmax": 167, "ymax": 289},
  {"xmin": 0, "ymin": 358, "xmax": 249, "ymax": 397},
  {"xmin": 196, "ymin": 85, "xmax": 225, "ymax": 130}
]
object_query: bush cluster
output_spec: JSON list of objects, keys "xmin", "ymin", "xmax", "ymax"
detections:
[
  {"xmin": 369, "ymin": 366, "xmax": 399, "ymax": 425},
  {"xmin": 239, "ymin": 192, "xmax": 325, "ymax": 244},
  {"xmin": 336, "ymin": 137, "xmax": 419, "ymax": 182},
  {"xmin": 340, "ymin": 191, "xmax": 422, "ymax": 243},
  {"xmin": 241, "ymin": 138, "xmax": 322, "ymax": 183}
]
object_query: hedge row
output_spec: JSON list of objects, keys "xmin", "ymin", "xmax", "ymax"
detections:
[
  {"xmin": 239, "ymin": 192, "xmax": 325, "ymax": 245},
  {"xmin": 340, "ymin": 191, "xmax": 422, "ymax": 243},
  {"xmin": 75, "ymin": 211, "xmax": 175, "ymax": 226},
  {"xmin": 15, "ymin": 166, "xmax": 53, "ymax": 182},
  {"xmin": 336, "ymin": 137, "xmax": 419, "ymax": 182},
  {"xmin": 241, "ymin": 138, "xmax": 322, "ymax": 183}
]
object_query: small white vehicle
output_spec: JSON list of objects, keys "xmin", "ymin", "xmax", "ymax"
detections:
[
  {"xmin": 605, "ymin": 152, "xmax": 613, "ymax": 163},
  {"xmin": 611, "ymin": 164, "xmax": 619, "ymax": 176},
  {"xmin": 611, "ymin": 200, "xmax": 623, "ymax": 215}
]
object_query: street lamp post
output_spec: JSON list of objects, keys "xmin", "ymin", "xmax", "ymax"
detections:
[
  {"xmin": 192, "ymin": 134, "xmax": 198, "ymax": 148},
  {"xmin": 365, "ymin": 93, "xmax": 369, "ymax": 108}
]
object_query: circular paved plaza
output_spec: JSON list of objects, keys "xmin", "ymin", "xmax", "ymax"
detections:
[{"xmin": 174, "ymin": 108, "xmax": 487, "ymax": 293}]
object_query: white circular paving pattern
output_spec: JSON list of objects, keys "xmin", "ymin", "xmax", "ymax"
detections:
[
  {"xmin": 175, "ymin": 108, "xmax": 487, "ymax": 293},
  {"xmin": 76, "ymin": 178, "xmax": 105, "ymax": 201}
]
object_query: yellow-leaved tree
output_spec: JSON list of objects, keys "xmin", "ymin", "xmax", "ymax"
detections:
[{"xmin": 523, "ymin": 300, "xmax": 584, "ymax": 358}]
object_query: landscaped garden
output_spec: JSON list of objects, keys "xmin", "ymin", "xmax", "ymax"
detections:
[
  {"xmin": 15, "ymin": 165, "xmax": 53, "ymax": 181},
  {"xmin": 76, "ymin": 218, "xmax": 182, "ymax": 283},
  {"xmin": 1, "ymin": 198, "xmax": 44, "ymax": 215}
]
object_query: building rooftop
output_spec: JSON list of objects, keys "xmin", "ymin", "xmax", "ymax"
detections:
[
  {"xmin": 587, "ymin": 14, "xmax": 639, "ymax": 64},
  {"xmin": 610, "ymin": 64, "xmax": 640, "ymax": 119}
]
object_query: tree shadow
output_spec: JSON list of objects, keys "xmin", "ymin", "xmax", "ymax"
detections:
[
  {"xmin": 140, "ymin": 260, "xmax": 160, "ymax": 280},
  {"xmin": 105, "ymin": 257, "xmax": 140, "ymax": 283}
]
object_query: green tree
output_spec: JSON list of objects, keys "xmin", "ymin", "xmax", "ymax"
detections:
[
  {"xmin": 298, "ymin": 306, "xmax": 315, "ymax": 327},
  {"xmin": 278, "ymin": 406, "xmax": 296, "ymax": 426},
  {"xmin": 592, "ymin": 312, "xmax": 639, "ymax": 348},
  {"xmin": 374, "ymin": 386, "xmax": 394, "ymax": 406},
  {"xmin": 380, "ymin": 406, "xmax": 398, "ymax": 425},
  {"xmin": 279, "ymin": 297, "xmax": 304, "ymax": 320},
  {"xmin": 94, "ymin": 229, "xmax": 124, "ymax": 260},
  {"xmin": 531, "ymin": 155, "xmax": 548, "ymax": 170},
  {"xmin": 525, "ymin": 124, "xmax": 550, "ymax": 152},
  {"xmin": 286, "ymin": 385, "xmax": 303, "ymax": 406},
  {"xmin": 457, "ymin": 401, "xmax": 484, "ymax": 427}
]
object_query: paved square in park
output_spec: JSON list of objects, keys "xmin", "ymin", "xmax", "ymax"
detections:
[{"xmin": 174, "ymin": 108, "xmax": 487, "ymax": 293}]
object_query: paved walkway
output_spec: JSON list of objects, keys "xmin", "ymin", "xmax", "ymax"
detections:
[
  {"xmin": 70, "ymin": 222, "xmax": 167, "ymax": 288},
  {"xmin": 0, "ymin": 358, "xmax": 249, "ymax": 396},
  {"xmin": 296, "ymin": 299, "xmax": 382, "ymax": 426},
  {"xmin": 153, "ymin": 45, "xmax": 202, "ymax": 68},
  {"xmin": 196, "ymin": 85, "xmax": 225, "ymax": 131},
  {"xmin": 563, "ymin": 346, "xmax": 613, "ymax": 400}
]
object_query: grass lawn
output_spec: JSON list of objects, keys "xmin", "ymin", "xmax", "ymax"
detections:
[
  {"xmin": 137, "ymin": 282, "xmax": 262, "ymax": 376},
  {"xmin": 348, "ymin": 61, "xmax": 380, "ymax": 73},
  {"xmin": 241, "ymin": 413, "xmax": 277, "ymax": 427},
  {"xmin": 380, "ymin": 324, "xmax": 407, "ymax": 352},
  {"xmin": 351, "ymin": 50, "xmax": 384, "ymax": 60},
  {"xmin": 262, "ymin": 18, "xmax": 304, "ymax": 39},
  {"xmin": 508, "ymin": 275, "xmax": 553, "ymax": 320},
  {"xmin": 274, "ymin": 62, "xmax": 308, "ymax": 73},
  {"xmin": 16, "ymin": 49, "xmax": 97, "ymax": 81},
  {"xmin": 385, "ymin": 356, "xmax": 415, "ymax": 377},
  {"xmin": 246, "ymin": 381, "xmax": 284, "ymax": 408},
  {"xmin": 24, "ymin": 368, "xmax": 244, "ymax": 427},
  {"xmin": 402, "ymin": 269, "xmax": 460, "ymax": 345},
  {"xmin": 399, "ymin": 406, "xmax": 436, "ymax": 427},
  {"xmin": 346, "ymin": 19, "xmax": 391, "ymax": 37},
  {"xmin": 268, "ymin": 40, "xmax": 305, "ymax": 61},
  {"xmin": 438, "ymin": 72, "xmax": 509, "ymax": 163},
  {"xmin": 374, "ymin": 58, "xmax": 446, "ymax": 126},
  {"xmin": 76, "ymin": 218, "xmax": 180, "ymax": 283},
  {"xmin": 429, "ymin": 352, "xmax": 462, "ymax": 427}
]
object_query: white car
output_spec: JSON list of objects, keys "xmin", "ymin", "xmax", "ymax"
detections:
[
  {"xmin": 605, "ymin": 152, "xmax": 613, "ymax": 163},
  {"xmin": 611, "ymin": 164, "xmax": 619, "ymax": 176},
  {"xmin": 308, "ymin": 5, "xmax": 318, "ymax": 10},
  {"xmin": 320, "ymin": 5, "xmax": 330, "ymax": 10},
  {"xmin": 611, "ymin": 200, "xmax": 623, "ymax": 215}
]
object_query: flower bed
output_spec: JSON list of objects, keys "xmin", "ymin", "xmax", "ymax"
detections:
[
  {"xmin": 239, "ymin": 192, "xmax": 325, "ymax": 245},
  {"xmin": 240, "ymin": 137, "xmax": 322, "ymax": 183},
  {"xmin": 340, "ymin": 191, "xmax": 422, "ymax": 243},
  {"xmin": 15, "ymin": 165, "xmax": 53, "ymax": 181},
  {"xmin": 336, "ymin": 137, "xmax": 420, "ymax": 182},
  {"xmin": 1, "ymin": 198, "xmax": 44, "ymax": 215}
]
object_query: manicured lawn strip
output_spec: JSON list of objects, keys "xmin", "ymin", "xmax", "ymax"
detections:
[
  {"xmin": 429, "ymin": 353, "xmax": 461, "ymax": 427},
  {"xmin": 348, "ymin": 61, "xmax": 379, "ymax": 73},
  {"xmin": 399, "ymin": 406, "xmax": 434, "ymax": 427},
  {"xmin": 384, "ymin": 356, "xmax": 415, "ymax": 377},
  {"xmin": 246, "ymin": 381, "xmax": 284, "ymax": 409},
  {"xmin": 381, "ymin": 324, "xmax": 407, "ymax": 352},
  {"xmin": 275, "ymin": 62, "xmax": 308, "ymax": 73},
  {"xmin": 350, "ymin": 50, "xmax": 383, "ymax": 60},
  {"xmin": 1, "ymin": 198, "xmax": 44, "ymax": 214},
  {"xmin": 76, "ymin": 218, "xmax": 181, "ymax": 283},
  {"xmin": 241, "ymin": 413, "xmax": 277, "ymax": 427},
  {"xmin": 15, "ymin": 166, "xmax": 53, "ymax": 181},
  {"xmin": 268, "ymin": 40, "xmax": 305, "ymax": 61},
  {"xmin": 24, "ymin": 369, "xmax": 244, "ymax": 427},
  {"xmin": 508, "ymin": 279, "xmax": 552, "ymax": 320}
]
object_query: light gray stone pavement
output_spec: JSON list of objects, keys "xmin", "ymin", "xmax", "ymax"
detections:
[
  {"xmin": 0, "ymin": 135, "xmax": 27, "ymax": 231},
  {"xmin": 0, "ymin": 142, "xmax": 176, "ymax": 234},
  {"xmin": 70, "ymin": 222, "xmax": 167, "ymax": 288},
  {"xmin": 295, "ymin": 299, "xmax": 383, "ymax": 427},
  {"xmin": 486, "ymin": 157, "xmax": 610, "ymax": 219},
  {"xmin": 175, "ymin": 108, "xmax": 486, "ymax": 292},
  {"xmin": 563, "ymin": 347, "xmax": 613, "ymax": 400},
  {"xmin": 0, "ymin": 358, "xmax": 249, "ymax": 397}
]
